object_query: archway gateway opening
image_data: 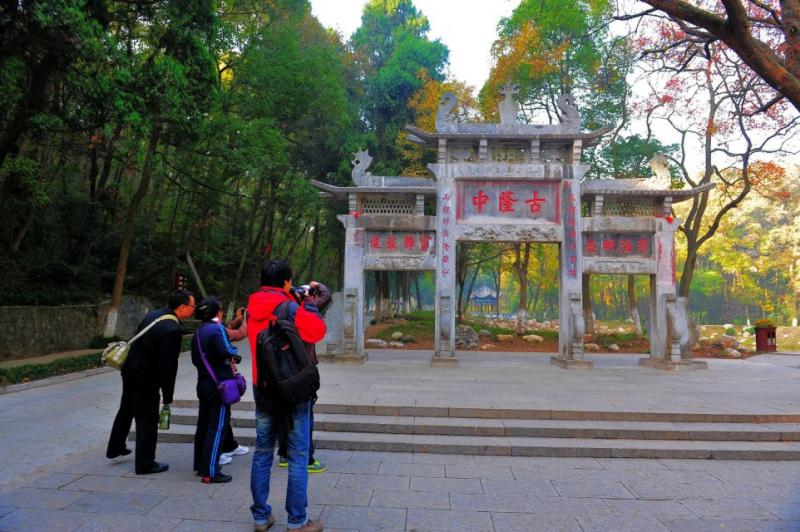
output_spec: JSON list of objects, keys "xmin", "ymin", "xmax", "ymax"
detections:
[
  {"xmin": 455, "ymin": 242, "xmax": 560, "ymax": 353},
  {"xmin": 363, "ymin": 270, "xmax": 435, "ymax": 350},
  {"xmin": 312, "ymin": 88, "xmax": 710, "ymax": 371}
]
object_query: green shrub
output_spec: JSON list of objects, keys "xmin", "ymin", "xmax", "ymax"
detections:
[
  {"xmin": 180, "ymin": 334, "xmax": 194, "ymax": 353},
  {"xmin": 87, "ymin": 335, "xmax": 121, "ymax": 348},
  {"xmin": 724, "ymin": 327, "xmax": 736, "ymax": 336},
  {"xmin": 0, "ymin": 352, "xmax": 104, "ymax": 387}
]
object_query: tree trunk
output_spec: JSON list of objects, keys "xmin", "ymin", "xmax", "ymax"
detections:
[
  {"xmin": 628, "ymin": 275, "xmax": 642, "ymax": 334},
  {"xmin": 582, "ymin": 274, "xmax": 594, "ymax": 339},
  {"xmin": 186, "ymin": 251, "xmax": 207, "ymax": 299},
  {"xmin": 11, "ymin": 205, "xmax": 36, "ymax": 253},
  {"xmin": 308, "ymin": 212, "xmax": 320, "ymax": 280},
  {"xmin": 374, "ymin": 272, "xmax": 383, "ymax": 322},
  {"xmin": 229, "ymin": 177, "xmax": 266, "ymax": 319},
  {"xmin": 414, "ymin": 273, "xmax": 422, "ymax": 311},
  {"xmin": 104, "ymin": 129, "xmax": 159, "ymax": 336},
  {"xmin": 513, "ymin": 243, "xmax": 531, "ymax": 334}
]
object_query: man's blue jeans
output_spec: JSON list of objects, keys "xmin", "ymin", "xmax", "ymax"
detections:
[{"xmin": 250, "ymin": 396, "xmax": 312, "ymax": 529}]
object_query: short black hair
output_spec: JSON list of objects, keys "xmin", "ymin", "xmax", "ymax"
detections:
[
  {"xmin": 260, "ymin": 259, "xmax": 292, "ymax": 288},
  {"xmin": 195, "ymin": 296, "xmax": 221, "ymax": 321},
  {"xmin": 168, "ymin": 289, "xmax": 194, "ymax": 310}
]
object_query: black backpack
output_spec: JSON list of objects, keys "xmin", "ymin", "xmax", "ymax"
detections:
[{"xmin": 255, "ymin": 300, "xmax": 320, "ymax": 409}]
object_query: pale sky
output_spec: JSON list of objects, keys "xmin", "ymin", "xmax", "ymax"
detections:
[{"xmin": 309, "ymin": 0, "xmax": 517, "ymax": 92}]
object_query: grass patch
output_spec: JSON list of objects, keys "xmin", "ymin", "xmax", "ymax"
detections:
[{"xmin": 0, "ymin": 352, "xmax": 104, "ymax": 387}]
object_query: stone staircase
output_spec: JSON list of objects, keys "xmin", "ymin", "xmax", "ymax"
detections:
[{"xmin": 141, "ymin": 400, "xmax": 800, "ymax": 460}]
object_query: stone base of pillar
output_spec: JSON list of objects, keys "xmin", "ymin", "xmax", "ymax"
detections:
[
  {"xmin": 639, "ymin": 358, "xmax": 708, "ymax": 371},
  {"xmin": 550, "ymin": 356, "xmax": 593, "ymax": 369},
  {"xmin": 431, "ymin": 356, "xmax": 459, "ymax": 368},
  {"xmin": 335, "ymin": 353, "xmax": 368, "ymax": 365},
  {"xmin": 318, "ymin": 353, "xmax": 337, "ymax": 363}
]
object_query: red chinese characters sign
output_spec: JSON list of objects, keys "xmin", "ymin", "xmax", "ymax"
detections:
[
  {"xmin": 440, "ymin": 193, "xmax": 452, "ymax": 275},
  {"xmin": 365, "ymin": 231, "xmax": 436, "ymax": 255},
  {"xmin": 457, "ymin": 181, "xmax": 560, "ymax": 223},
  {"xmin": 562, "ymin": 182, "xmax": 578, "ymax": 279},
  {"xmin": 583, "ymin": 233, "xmax": 652, "ymax": 259}
]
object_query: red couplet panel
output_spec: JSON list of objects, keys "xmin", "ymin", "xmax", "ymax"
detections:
[{"xmin": 456, "ymin": 180, "xmax": 561, "ymax": 223}]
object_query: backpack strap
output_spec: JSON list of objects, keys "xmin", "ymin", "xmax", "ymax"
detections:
[
  {"xmin": 194, "ymin": 324, "xmax": 219, "ymax": 384},
  {"xmin": 273, "ymin": 300, "xmax": 292, "ymax": 322}
]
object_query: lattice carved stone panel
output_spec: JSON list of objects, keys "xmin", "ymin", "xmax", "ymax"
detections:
[
  {"xmin": 603, "ymin": 198, "xmax": 657, "ymax": 217},
  {"xmin": 360, "ymin": 196, "xmax": 415, "ymax": 215}
]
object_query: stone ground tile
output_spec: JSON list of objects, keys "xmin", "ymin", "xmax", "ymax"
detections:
[
  {"xmin": 173, "ymin": 519, "xmax": 253, "ymax": 531},
  {"xmin": 576, "ymin": 513, "xmax": 670, "ymax": 532},
  {"xmin": 308, "ymin": 485, "xmax": 373, "ymax": 506},
  {"xmin": 574, "ymin": 467, "xmax": 650, "ymax": 483},
  {"xmin": 643, "ymin": 469, "xmax": 727, "ymax": 484},
  {"xmin": 510, "ymin": 465, "xmax": 586, "ymax": 482},
  {"xmin": 324, "ymin": 458, "xmax": 381, "ymax": 475},
  {"xmin": 378, "ymin": 462, "xmax": 444, "ymax": 478},
  {"xmin": 349, "ymin": 451, "xmax": 414, "ymax": 464},
  {"xmin": 336, "ymin": 473, "xmax": 409, "ymax": 491},
  {"xmin": 23, "ymin": 472, "xmax": 83, "ymax": 489},
  {"xmin": 535, "ymin": 457, "xmax": 606, "ymax": 469},
  {"xmin": 657, "ymin": 459, "xmax": 735, "ymax": 474},
  {"xmin": 605, "ymin": 498, "xmax": 697, "ymax": 520},
  {"xmin": 230, "ymin": 501, "xmax": 325, "ymax": 526},
  {"xmin": 320, "ymin": 504, "xmax": 407, "ymax": 530},
  {"xmin": 490, "ymin": 511, "xmax": 582, "ymax": 532},
  {"xmin": 445, "ymin": 463, "xmax": 514, "ymax": 479},
  {"xmin": 680, "ymin": 499, "xmax": 780, "ymax": 520},
  {"xmin": 480, "ymin": 478, "xmax": 559, "ymax": 498},
  {"xmin": 410, "ymin": 476, "xmax": 482, "ymax": 494},
  {"xmin": 369, "ymin": 489, "xmax": 450, "ymax": 510},
  {"xmin": 552, "ymin": 478, "xmax": 636, "ymax": 499},
  {"xmin": 0, "ymin": 508, "xmax": 94, "ymax": 531},
  {"xmin": 65, "ymin": 491, "xmax": 164, "ymax": 515},
  {"xmin": 472, "ymin": 455, "xmax": 540, "ymax": 468},
  {"xmin": 315, "ymin": 449, "xmax": 354, "ymax": 461},
  {"xmin": 406, "ymin": 508, "xmax": 493, "ymax": 531},
  {"xmin": 147, "ymin": 495, "xmax": 241, "ymax": 521},
  {"xmin": 622, "ymin": 479, "xmax": 733, "ymax": 500},
  {"xmin": 659, "ymin": 517, "xmax": 755, "ymax": 532},
  {"xmin": 595, "ymin": 458, "xmax": 670, "ymax": 471},
  {"xmin": 139, "ymin": 478, "xmax": 225, "ymax": 498},
  {"xmin": 57, "ymin": 455, "xmax": 136, "ymax": 477},
  {"xmin": 749, "ymin": 520, "xmax": 800, "ymax": 532},
  {"xmin": 61, "ymin": 473, "xmax": 153, "ymax": 493},
  {"xmin": 0, "ymin": 487, "xmax": 83, "ymax": 510},
  {"xmin": 411, "ymin": 453, "xmax": 477, "ymax": 466},
  {"xmin": 755, "ymin": 498, "xmax": 800, "ymax": 520},
  {"xmin": 75, "ymin": 514, "xmax": 182, "ymax": 531},
  {"xmin": 0, "ymin": 506, "xmax": 14, "ymax": 518}
]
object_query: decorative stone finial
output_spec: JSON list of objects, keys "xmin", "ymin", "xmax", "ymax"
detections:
[
  {"xmin": 648, "ymin": 153, "xmax": 672, "ymax": 187},
  {"xmin": 557, "ymin": 94, "xmax": 580, "ymax": 129},
  {"xmin": 351, "ymin": 150, "xmax": 373, "ymax": 185},
  {"xmin": 436, "ymin": 92, "xmax": 457, "ymax": 131},
  {"xmin": 498, "ymin": 83, "xmax": 520, "ymax": 124}
]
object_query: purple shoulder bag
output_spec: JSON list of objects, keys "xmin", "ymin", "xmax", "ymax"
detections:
[{"xmin": 195, "ymin": 327, "xmax": 247, "ymax": 406}]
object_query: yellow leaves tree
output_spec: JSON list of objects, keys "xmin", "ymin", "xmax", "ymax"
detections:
[{"xmin": 397, "ymin": 70, "xmax": 479, "ymax": 176}]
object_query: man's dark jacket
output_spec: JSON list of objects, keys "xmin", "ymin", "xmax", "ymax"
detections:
[{"xmin": 121, "ymin": 308, "xmax": 183, "ymax": 404}]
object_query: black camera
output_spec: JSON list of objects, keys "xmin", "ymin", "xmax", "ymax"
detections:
[{"xmin": 290, "ymin": 284, "xmax": 318, "ymax": 302}]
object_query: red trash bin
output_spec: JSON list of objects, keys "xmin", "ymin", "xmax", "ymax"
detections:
[{"xmin": 755, "ymin": 326, "xmax": 777, "ymax": 353}]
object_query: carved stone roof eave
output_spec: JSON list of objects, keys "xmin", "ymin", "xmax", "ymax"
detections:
[
  {"xmin": 404, "ymin": 125, "xmax": 610, "ymax": 147},
  {"xmin": 580, "ymin": 180, "xmax": 715, "ymax": 203},
  {"xmin": 310, "ymin": 179, "xmax": 437, "ymax": 198}
]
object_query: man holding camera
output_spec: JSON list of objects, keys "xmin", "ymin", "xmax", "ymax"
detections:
[{"xmin": 246, "ymin": 260, "xmax": 326, "ymax": 532}]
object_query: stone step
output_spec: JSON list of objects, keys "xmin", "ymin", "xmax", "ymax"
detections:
[
  {"xmin": 170, "ymin": 399, "xmax": 800, "ymax": 423},
  {"xmin": 167, "ymin": 408, "xmax": 800, "ymax": 442},
  {"xmin": 136, "ymin": 425, "xmax": 800, "ymax": 460}
]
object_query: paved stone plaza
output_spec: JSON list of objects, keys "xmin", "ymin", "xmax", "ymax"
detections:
[{"xmin": 1, "ymin": 348, "xmax": 800, "ymax": 530}]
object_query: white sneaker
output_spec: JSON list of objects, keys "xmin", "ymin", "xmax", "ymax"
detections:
[
  {"xmin": 224, "ymin": 445, "xmax": 249, "ymax": 457},
  {"xmin": 219, "ymin": 454, "xmax": 232, "ymax": 465}
]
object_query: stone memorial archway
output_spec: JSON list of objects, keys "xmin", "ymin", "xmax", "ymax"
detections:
[{"xmin": 312, "ymin": 88, "xmax": 709, "ymax": 371}]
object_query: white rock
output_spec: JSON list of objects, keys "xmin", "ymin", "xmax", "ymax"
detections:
[
  {"xmin": 388, "ymin": 341, "xmax": 405, "ymax": 348},
  {"xmin": 585, "ymin": 343, "xmax": 600, "ymax": 352},
  {"xmin": 365, "ymin": 339, "xmax": 388, "ymax": 348},
  {"xmin": 391, "ymin": 331, "xmax": 404, "ymax": 340},
  {"xmin": 724, "ymin": 348, "xmax": 742, "ymax": 358},
  {"xmin": 478, "ymin": 329, "xmax": 491, "ymax": 337},
  {"xmin": 496, "ymin": 334, "xmax": 515, "ymax": 342},
  {"xmin": 609, "ymin": 344, "xmax": 620, "ymax": 352},
  {"xmin": 480, "ymin": 344, "xmax": 496, "ymax": 350},
  {"xmin": 522, "ymin": 334, "xmax": 544, "ymax": 343}
]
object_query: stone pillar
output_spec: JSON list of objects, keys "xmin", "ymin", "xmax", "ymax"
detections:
[
  {"xmin": 639, "ymin": 218, "xmax": 704, "ymax": 369},
  {"xmin": 552, "ymin": 173, "xmax": 591, "ymax": 369},
  {"xmin": 432, "ymin": 139, "xmax": 458, "ymax": 367},
  {"xmin": 337, "ymin": 218, "xmax": 366, "ymax": 364}
]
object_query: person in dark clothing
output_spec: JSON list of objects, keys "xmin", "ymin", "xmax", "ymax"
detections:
[
  {"xmin": 217, "ymin": 307, "xmax": 249, "ymax": 466},
  {"xmin": 277, "ymin": 282, "xmax": 331, "ymax": 473},
  {"xmin": 191, "ymin": 297, "xmax": 241, "ymax": 484},
  {"xmin": 107, "ymin": 290, "xmax": 195, "ymax": 475}
]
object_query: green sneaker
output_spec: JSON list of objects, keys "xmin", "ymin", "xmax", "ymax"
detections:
[
  {"xmin": 307, "ymin": 460, "xmax": 327, "ymax": 474},
  {"xmin": 277, "ymin": 457, "xmax": 288, "ymax": 468}
]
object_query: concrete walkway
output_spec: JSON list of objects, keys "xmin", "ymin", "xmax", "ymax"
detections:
[{"xmin": 1, "ymin": 347, "xmax": 799, "ymax": 529}]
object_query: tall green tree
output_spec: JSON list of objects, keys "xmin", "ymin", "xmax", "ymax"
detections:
[{"xmin": 350, "ymin": 0, "xmax": 448, "ymax": 174}]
